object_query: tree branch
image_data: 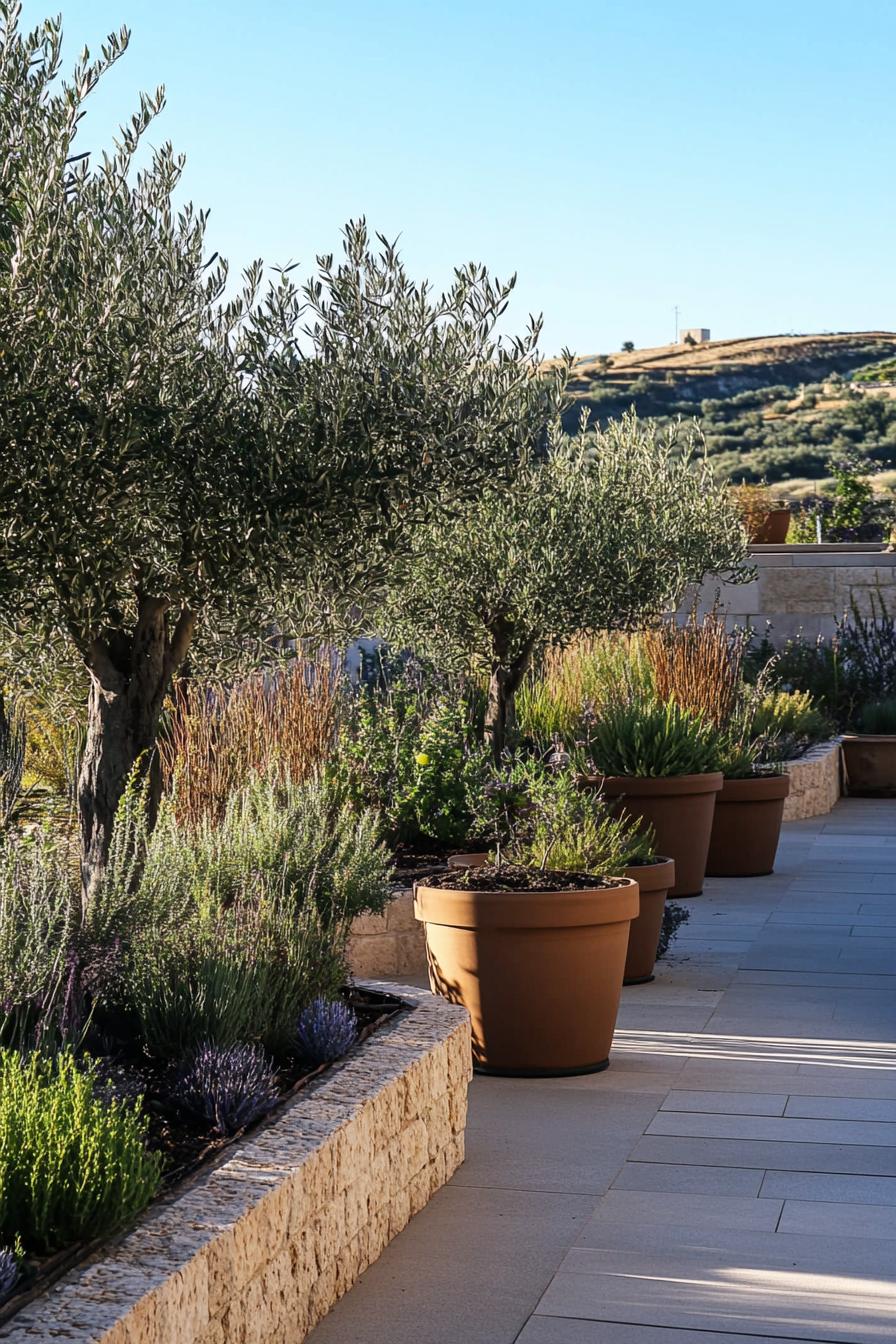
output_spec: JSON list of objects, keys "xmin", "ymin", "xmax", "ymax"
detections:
[{"xmin": 164, "ymin": 604, "xmax": 196, "ymax": 681}]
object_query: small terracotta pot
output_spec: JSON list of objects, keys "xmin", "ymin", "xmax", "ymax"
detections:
[
  {"xmin": 705, "ymin": 774, "xmax": 790, "ymax": 877},
  {"xmin": 414, "ymin": 877, "xmax": 639, "ymax": 1076},
  {"xmin": 752, "ymin": 506, "xmax": 791, "ymax": 544},
  {"xmin": 622, "ymin": 857, "xmax": 675, "ymax": 984},
  {"xmin": 446, "ymin": 851, "xmax": 489, "ymax": 870},
  {"xmin": 841, "ymin": 736, "xmax": 896, "ymax": 796},
  {"xmin": 583, "ymin": 773, "xmax": 723, "ymax": 898}
]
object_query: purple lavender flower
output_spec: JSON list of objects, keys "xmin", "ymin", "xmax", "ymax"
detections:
[
  {"xmin": 0, "ymin": 1247, "xmax": 19, "ymax": 1302},
  {"xmin": 295, "ymin": 997, "xmax": 357, "ymax": 1065},
  {"xmin": 174, "ymin": 1042, "xmax": 279, "ymax": 1136}
]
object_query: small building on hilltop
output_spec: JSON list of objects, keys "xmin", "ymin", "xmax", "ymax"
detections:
[{"xmin": 680, "ymin": 327, "xmax": 711, "ymax": 345}]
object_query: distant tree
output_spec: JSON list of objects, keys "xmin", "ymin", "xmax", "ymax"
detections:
[
  {"xmin": 597, "ymin": 355, "xmax": 613, "ymax": 373},
  {"xmin": 683, "ymin": 333, "xmax": 697, "ymax": 347},
  {"xmin": 0, "ymin": 9, "xmax": 563, "ymax": 898},
  {"xmin": 621, "ymin": 340, "xmax": 635, "ymax": 353}
]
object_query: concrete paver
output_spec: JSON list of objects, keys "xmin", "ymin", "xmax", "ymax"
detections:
[{"xmin": 310, "ymin": 799, "xmax": 896, "ymax": 1344}]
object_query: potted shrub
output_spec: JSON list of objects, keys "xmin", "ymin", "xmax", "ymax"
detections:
[
  {"xmin": 731, "ymin": 482, "xmax": 791, "ymax": 544},
  {"xmin": 415, "ymin": 865, "xmax": 637, "ymax": 1076},
  {"xmin": 436, "ymin": 760, "xmax": 675, "ymax": 986},
  {"xmin": 841, "ymin": 699, "xmax": 896, "ymax": 796},
  {"xmin": 415, "ymin": 763, "xmax": 639, "ymax": 1074},
  {"xmin": 582, "ymin": 696, "xmax": 723, "ymax": 898},
  {"xmin": 705, "ymin": 729, "xmax": 790, "ymax": 877}
]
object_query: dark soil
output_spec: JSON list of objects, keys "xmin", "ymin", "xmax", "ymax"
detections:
[{"xmin": 424, "ymin": 864, "xmax": 627, "ymax": 893}]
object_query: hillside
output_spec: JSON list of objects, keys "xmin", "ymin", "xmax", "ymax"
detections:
[{"xmin": 564, "ymin": 331, "xmax": 896, "ymax": 486}]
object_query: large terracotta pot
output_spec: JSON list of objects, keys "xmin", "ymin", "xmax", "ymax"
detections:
[
  {"xmin": 623, "ymin": 857, "xmax": 675, "ymax": 984},
  {"xmin": 584, "ymin": 773, "xmax": 723, "ymax": 898},
  {"xmin": 705, "ymin": 774, "xmax": 790, "ymax": 877},
  {"xmin": 414, "ymin": 878, "xmax": 639, "ymax": 1076},
  {"xmin": 752, "ymin": 506, "xmax": 791, "ymax": 544},
  {"xmin": 841, "ymin": 736, "xmax": 896, "ymax": 796}
]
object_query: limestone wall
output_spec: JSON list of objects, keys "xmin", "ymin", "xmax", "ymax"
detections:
[
  {"xmin": 348, "ymin": 890, "xmax": 427, "ymax": 981},
  {"xmin": 783, "ymin": 739, "xmax": 841, "ymax": 821},
  {"xmin": 4, "ymin": 985, "xmax": 471, "ymax": 1344},
  {"xmin": 687, "ymin": 544, "xmax": 896, "ymax": 644}
]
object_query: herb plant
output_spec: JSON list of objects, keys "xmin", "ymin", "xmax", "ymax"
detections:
[{"xmin": 0, "ymin": 1049, "xmax": 161, "ymax": 1254}]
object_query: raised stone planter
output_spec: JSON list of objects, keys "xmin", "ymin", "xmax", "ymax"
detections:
[
  {"xmin": 348, "ymin": 889, "xmax": 428, "ymax": 980},
  {"xmin": 783, "ymin": 738, "xmax": 841, "ymax": 820},
  {"xmin": 3, "ymin": 985, "xmax": 471, "ymax": 1344}
]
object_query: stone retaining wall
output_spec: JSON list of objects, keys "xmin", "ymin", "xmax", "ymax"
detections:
[
  {"xmin": 348, "ymin": 890, "xmax": 427, "ymax": 981},
  {"xmin": 783, "ymin": 739, "xmax": 841, "ymax": 821},
  {"xmin": 4, "ymin": 985, "xmax": 471, "ymax": 1344}
]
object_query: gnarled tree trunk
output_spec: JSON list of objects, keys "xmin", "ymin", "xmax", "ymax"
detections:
[
  {"xmin": 484, "ymin": 631, "xmax": 537, "ymax": 761},
  {"xmin": 78, "ymin": 597, "xmax": 194, "ymax": 905}
]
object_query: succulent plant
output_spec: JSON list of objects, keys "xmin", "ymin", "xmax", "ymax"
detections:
[
  {"xmin": 0, "ymin": 1247, "xmax": 19, "ymax": 1302},
  {"xmin": 174, "ymin": 1042, "xmax": 279, "ymax": 1137},
  {"xmin": 295, "ymin": 997, "xmax": 357, "ymax": 1065}
]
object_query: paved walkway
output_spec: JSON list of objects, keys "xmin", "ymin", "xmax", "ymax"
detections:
[{"xmin": 311, "ymin": 799, "xmax": 896, "ymax": 1344}]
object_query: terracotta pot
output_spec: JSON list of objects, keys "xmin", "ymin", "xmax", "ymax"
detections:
[
  {"xmin": 622, "ymin": 857, "xmax": 675, "ymax": 984},
  {"xmin": 705, "ymin": 774, "xmax": 790, "ymax": 877},
  {"xmin": 446, "ymin": 851, "xmax": 489, "ymax": 870},
  {"xmin": 414, "ymin": 877, "xmax": 639, "ymax": 1076},
  {"xmin": 752, "ymin": 506, "xmax": 791, "ymax": 544},
  {"xmin": 841, "ymin": 736, "xmax": 896, "ymax": 796},
  {"xmin": 584, "ymin": 773, "xmax": 723, "ymax": 898}
]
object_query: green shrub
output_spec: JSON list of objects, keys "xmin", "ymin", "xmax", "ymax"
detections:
[
  {"xmin": 0, "ymin": 1049, "xmax": 161, "ymax": 1253},
  {"xmin": 587, "ymin": 697, "xmax": 722, "ymax": 778},
  {"xmin": 139, "ymin": 771, "xmax": 392, "ymax": 929},
  {"xmin": 751, "ymin": 689, "xmax": 833, "ymax": 754},
  {"xmin": 98, "ymin": 772, "xmax": 385, "ymax": 1059},
  {"xmin": 479, "ymin": 761, "xmax": 655, "ymax": 873},
  {"xmin": 0, "ymin": 829, "xmax": 81, "ymax": 1050},
  {"xmin": 124, "ymin": 897, "xmax": 344, "ymax": 1059},
  {"xmin": 337, "ymin": 681, "xmax": 488, "ymax": 846},
  {"xmin": 517, "ymin": 769, "xmax": 655, "ymax": 872}
]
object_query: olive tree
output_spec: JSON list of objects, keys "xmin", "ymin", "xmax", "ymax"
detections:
[
  {"xmin": 0, "ymin": 6, "xmax": 561, "ymax": 898},
  {"xmin": 378, "ymin": 413, "xmax": 749, "ymax": 757}
]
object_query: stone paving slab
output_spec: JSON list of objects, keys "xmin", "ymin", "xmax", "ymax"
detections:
[{"xmin": 311, "ymin": 801, "xmax": 896, "ymax": 1343}]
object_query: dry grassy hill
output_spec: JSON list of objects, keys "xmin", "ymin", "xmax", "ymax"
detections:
[{"xmin": 563, "ymin": 331, "xmax": 896, "ymax": 485}]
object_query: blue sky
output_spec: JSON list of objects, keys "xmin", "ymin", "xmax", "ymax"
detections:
[{"xmin": 19, "ymin": 0, "xmax": 896, "ymax": 356}]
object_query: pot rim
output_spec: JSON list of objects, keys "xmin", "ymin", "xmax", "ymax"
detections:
[
  {"xmin": 623, "ymin": 856, "xmax": 675, "ymax": 891},
  {"xmin": 414, "ymin": 876, "xmax": 639, "ymax": 931},
  {"xmin": 582, "ymin": 771, "xmax": 724, "ymax": 797},
  {"xmin": 718, "ymin": 774, "xmax": 791, "ymax": 801},
  {"xmin": 841, "ymin": 734, "xmax": 896, "ymax": 744}
]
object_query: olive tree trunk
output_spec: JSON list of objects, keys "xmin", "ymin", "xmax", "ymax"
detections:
[
  {"xmin": 484, "ymin": 632, "xmax": 537, "ymax": 761},
  {"xmin": 78, "ymin": 598, "xmax": 194, "ymax": 905}
]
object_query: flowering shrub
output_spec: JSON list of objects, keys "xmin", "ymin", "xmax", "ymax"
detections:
[
  {"xmin": 0, "ymin": 1246, "xmax": 19, "ymax": 1302},
  {"xmin": 296, "ymin": 997, "xmax": 357, "ymax": 1064},
  {"xmin": 174, "ymin": 1042, "xmax": 279, "ymax": 1136}
]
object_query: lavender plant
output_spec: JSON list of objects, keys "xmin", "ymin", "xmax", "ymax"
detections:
[
  {"xmin": 174, "ymin": 1042, "xmax": 279, "ymax": 1137},
  {"xmin": 295, "ymin": 997, "xmax": 357, "ymax": 1065},
  {"xmin": 0, "ymin": 1246, "xmax": 19, "ymax": 1302}
]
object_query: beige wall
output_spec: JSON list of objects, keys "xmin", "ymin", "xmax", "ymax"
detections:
[{"xmin": 686, "ymin": 544, "xmax": 896, "ymax": 645}]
